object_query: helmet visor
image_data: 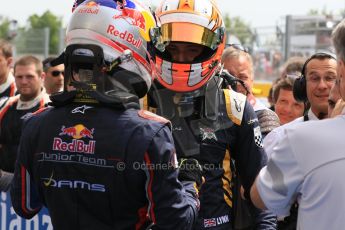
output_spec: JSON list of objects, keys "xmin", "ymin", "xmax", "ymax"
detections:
[{"xmin": 161, "ymin": 22, "xmax": 220, "ymax": 50}]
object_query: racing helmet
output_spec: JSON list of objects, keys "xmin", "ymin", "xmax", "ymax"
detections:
[
  {"xmin": 65, "ymin": 0, "xmax": 156, "ymax": 100},
  {"xmin": 151, "ymin": 0, "xmax": 226, "ymax": 92}
]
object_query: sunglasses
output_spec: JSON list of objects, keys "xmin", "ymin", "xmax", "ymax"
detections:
[
  {"xmin": 51, "ymin": 70, "xmax": 64, "ymax": 77},
  {"xmin": 226, "ymin": 43, "xmax": 249, "ymax": 53}
]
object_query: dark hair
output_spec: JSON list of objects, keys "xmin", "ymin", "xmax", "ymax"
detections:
[
  {"xmin": 42, "ymin": 56, "xmax": 58, "ymax": 72},
  {"xmin": 302, "ymin": 52, "xmax": 336, "ymax": 76}
]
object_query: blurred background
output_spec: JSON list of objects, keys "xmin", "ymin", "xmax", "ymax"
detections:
[{"xmin": 0, "ymin": 0, "xmax": 344, "ymax": 82}]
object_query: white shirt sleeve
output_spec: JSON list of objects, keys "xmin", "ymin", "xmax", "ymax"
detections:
[
  {"xmin": 263, "ymin": 128, "xmax": 282, "ymax": 159},
  {"xmin": 256, "ymin": 128, "xmax": 304, "ymax": 217}
]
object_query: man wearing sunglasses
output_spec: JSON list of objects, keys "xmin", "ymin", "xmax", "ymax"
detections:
[{"xmin": 43, "ymin": 57, "xmax": 64, "ymax": 95}]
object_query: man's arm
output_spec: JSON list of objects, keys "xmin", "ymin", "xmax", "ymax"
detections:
[
  {"xmin": 10, "ymin": 117, "xmax": 43, "ymax": 219},
  {"xmin": 250, "ymin": 176, "xmax": 267, "ymax": 210},
  {"xmin": 250, "ymin": 129, "xmax": 303, "ymax": 217},
  {"xmin": 144, "ymin": 125, "xmax": 199, "ymax": 230}
]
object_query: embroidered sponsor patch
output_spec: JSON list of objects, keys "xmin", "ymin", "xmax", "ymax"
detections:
[{"xmin": 200, "ymin": 127, "xmax": 217, "ymax": 141}]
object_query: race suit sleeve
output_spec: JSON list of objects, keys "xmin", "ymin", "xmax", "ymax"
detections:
[
  {"xmin": 255, "ymin": 129, "xmax": 304, "ymax": 217},
  {"xmin": 232, "ymin": 101, "xmax": 276, "ymax": 230},
  {"xmin": 233, "ymin": 101, "xmax": 267, "ymax": 199},
  {"xmin": 10, "ymin": 117, "xmax": 43, "ymax": 219},
  {"xmin": 144, "ymin": 125, "xmax": 199, "ymax": 230}
]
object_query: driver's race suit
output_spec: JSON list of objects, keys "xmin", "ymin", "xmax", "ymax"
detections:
[
  {"xmin": 11, "ymin": 102, "xmax": 199, "ymax": 230},
  {"xmin": 147, "ymin": 76, "xmax": 272, "ymax": 229}
]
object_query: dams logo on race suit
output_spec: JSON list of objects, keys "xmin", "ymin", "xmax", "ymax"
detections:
[
  {"xmin": 53, "ymin": 124, "xmax": 96, "ymax": 154},
  {"xmin": 42, "ymin": 171, "xmax": 105, "ymax": 192}
]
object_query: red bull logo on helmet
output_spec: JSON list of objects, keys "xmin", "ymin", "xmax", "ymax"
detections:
[
  {"xmin": 113, "ymin": 8, "xmax": 146, "ymax": 30},
  {"xmin": 77, "ymin": 1, "xmax": 100, "ymax": 14},
  {"xmin": 85, "ymin": 1, "xmax": 99, "ymax": 7},
  {"xmin": 112, "ymin": 0, "xmax": 156, "ymax": 42},
  {"xmin": 107, "ymin": 25, "xmax": 143, "ymax": 48},
  {"xmin": 59, "ymin": 124, "xmax": 94, "ymax": 139}
]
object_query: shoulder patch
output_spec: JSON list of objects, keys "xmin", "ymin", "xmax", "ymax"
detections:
[
  {"xmin": 223, "ymin": 89, "xmax": 246, "ymax": 125},
  {"xmin": 138, "ymin": 110, "xmax": 169, "ymax": 124}
]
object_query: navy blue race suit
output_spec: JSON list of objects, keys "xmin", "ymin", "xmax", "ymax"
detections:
[
  {"xmin": 0, "ymin": 95, "xmax": 47, "ymax": 173},
  {"xmin": 10, "ymin": 102, "xmax": 199, "ymax": 230},
  {"xmin": 147, "ymin": 75, "xmax": 272, "ymax": 229}
]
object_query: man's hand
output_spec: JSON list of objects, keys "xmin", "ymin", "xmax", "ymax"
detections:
[{"xmin": 178, "ymin": 158, "xmax": 203, "ymax": 188}]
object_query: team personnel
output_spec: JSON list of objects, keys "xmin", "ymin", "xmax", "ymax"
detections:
[
  {"xmin": 221, "ymin": 46, "xmax": 280, "ymax": 137},
  {"xmin": 42, "ymin": 56, "xmax": 64, "ymax": 95},
  {"xmin": 272, "ymin": 76, "xmax": 305, "ymax": 125},
  {"xmin": 11, "ymin": 1, "xmax": 201, "ymax": 229},
  {"xmin": 262, "ymin": 52, "xmax": 337, "ymax": 229},
  {"xmin": 264, "ymin": 52, "xmax": 337, "ymax": 157},
  {"xmin": 0, "ymin": 55, "xmax": 49, "ymax": 191},
  {"xmin": 147, "ymin": 0, "xmax": 272, "ymax": 229},
  {"xmin": 250, "ymin": 19, "xmax": 345, "ymax": 230},
  {"xmin": 0, "ymin": 55, "xmax": 49, "ymax": 173},
  {"xmin": 0, "ymin": 39, "xmax": 16, "ymax": 98}
]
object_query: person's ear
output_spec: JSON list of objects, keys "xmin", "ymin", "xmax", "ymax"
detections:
[
  {"xmin": 6, "ymin": 57, "xmax": 13, "ymax": 67},
  {"xmin": 41, "ymin": 72, "xmax": 46, "ymax": 82},
  {"xmin": 339, "ymin": 59, "xmax": 345, "ymax": 79}
]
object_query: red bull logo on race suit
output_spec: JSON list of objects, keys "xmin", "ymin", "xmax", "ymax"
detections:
[{"xmin": 54, "ymin": 124, "xmax": 96, "ymax": 154}]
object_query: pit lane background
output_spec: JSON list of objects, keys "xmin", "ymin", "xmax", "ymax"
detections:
[{"xmin": 0, "ymin": 191, "xmax": 52, "ymax": 230}]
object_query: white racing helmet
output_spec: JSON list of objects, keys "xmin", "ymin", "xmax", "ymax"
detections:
[{"xmin": 65, "ymin": 0, "xmax": 156, "ymax": 99}]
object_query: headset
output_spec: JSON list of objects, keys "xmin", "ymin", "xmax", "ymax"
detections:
[{"xmin": 293, "ymin": 52, "xmax": 337, "ymax": 102}]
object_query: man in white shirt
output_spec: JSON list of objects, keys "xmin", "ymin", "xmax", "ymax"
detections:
[
  {"xmin": 250, "ymin": 19, "xmax": 345, "ymax": 230},
  {"xmin": 264, "ymin": 52, "xmax": 337, "ymax": 158}
]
